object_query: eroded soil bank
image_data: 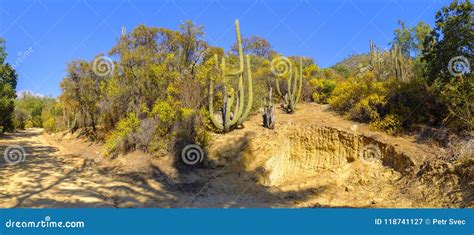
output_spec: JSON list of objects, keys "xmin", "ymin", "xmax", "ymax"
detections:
[
  {"xmin": 207, "ymin": 103, "xmax": 473, "ymax": 208},
  {"xmin": 0, "ymin": 104, "xmax": 472, "ymax": 208}
]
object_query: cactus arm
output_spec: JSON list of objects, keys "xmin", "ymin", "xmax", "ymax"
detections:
[
  {"xmin": 287, "ymin": 70, "xmax": 294, "ymax": 111},
  {"xmin": 296, "ymin": 59, "xmax": 303, "ymax": 103},
  {"xmin": 229, "ymin": 73, "xmax": 244, "ymax": 126},
  {"xmin": 223, "ymin": 88, "xmax": 235, "ymax": 132},
  {"xmin": 221, "ymin": 55, "xmax": 243, "ymax": 77},
  {"xmin": 235, "ymin": 19, "xmax": 244, "ymax": 74},
  {"xmin": 275, "ymin": 77, "xmax": 283, "ymax": 97},
  {"xmin": 228, "ymin": 19, "xmax": 246, "ymax": 127},
  {"xmin": 237, "ymin": 55, "xmax": 253, "ymax": 125},
  {"xmin": 370, "ymin": 40, "xmax": 382, "ymax": 77},
  {"xmin": 391, "ymin": 43, "xmax": 404, "ymax": 80},
  {"xmin": 208, "ymin": 57, "xmax": 224, "ymax": 131},
  {"xmin": 233, "ymin": 89, "xmax": 240, "ymax": 118},
  {"xmin": 223, "ymin": 20, "xmax": 244, "ymax": 76},
  {"xmin": 262, "ymin": 86, "xmax": 275, "ymax": 129},
  {"xmin": 222, "ymin": 86, "xmax": 228, "ymax": 130},
  {"xmin": 370, "ymin": 40, "xmax": 375, "ymax": 70},
  {"xmin": 291, "ymin": 67, "xmax": 298, "ymax": 105},
  {"xmin": 287, "ymin": 71, "xmax": 292, "ymax": 100},
  {"xmin": 284, "ymin": 92, "xmax": 289, "ymax": 109}
]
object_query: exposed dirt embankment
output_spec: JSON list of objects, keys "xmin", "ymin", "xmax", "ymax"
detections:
[{"xmin": 208, "ymin": 103, "xmax": 473, "ymax": 207}]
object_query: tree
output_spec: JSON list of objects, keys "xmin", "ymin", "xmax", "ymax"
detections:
[
  {"xmin": 60, "ymin": 60, "xmax": 101, "ymax": 132},
  {"xmin": 0, "ymin": 38, "xmax": 18, "ymax": 132},
  {"xmin": 41, "ymin": 98, "xmax": 64, "ymax": 133},
  {"xmin": 421, "ymin": 0, "xmax": 473, "ymax": 131},
  {"xmin": 413, "ymin": 21, "xmax": 432, "ymax": 56},
  {"xmin": 392, "ymin": 20, "xmax": 414, "ymax": 57},
  {"xmin": 14, "ymin": 93, "xmax": 50, "ymax": 128},
  {"xmin": 422, "ymin": 0, "xmax": 473, "ymax": 84},
  {"xmin": 392, "ymin": 20, "xmax": 431, "ymax": 57},
  {"xmin": 231, "ymin": 35, "xmax": 274, "ymax": 59}
]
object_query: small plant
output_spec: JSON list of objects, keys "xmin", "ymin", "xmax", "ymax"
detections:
[
  {"xmin": 262, "ymin": 87, "xmax": 275, "ymax": 129},
  {"xmin": 103, "ymin": 113, "xmax": 141, "ymax": 157},
  {"xmin": 275, "ymin": 58, "xmax": 303, "ymax": 113},
  {"xmin": 208, "ymin": 20, "xmax": 253, "ymax": 133}
]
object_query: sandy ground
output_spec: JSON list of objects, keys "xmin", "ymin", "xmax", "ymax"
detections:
[
  {"xmin": 0, "ymin": 129, "xmax": 309, "ymax": 208},
  {"xmin": 0, "ymin": 104, "xmax": 472, "ymax": 208}
]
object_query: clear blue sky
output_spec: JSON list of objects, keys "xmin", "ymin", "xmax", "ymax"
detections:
[{"xmin": 0, "ymin": 0, "xmax": 450, "ymax": 97}]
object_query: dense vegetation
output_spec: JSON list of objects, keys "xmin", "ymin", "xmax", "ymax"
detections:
[
  {"xmin": 3, "ymin": 0, "xmax": 472, "ymax": 158},
  {"xmin": 326, "ymin": 0, "xmax": 472, "ymax": 134},
  {"xmin": 0, "ymin": 38, "xmax": 18, "ymax": 133},
  {"xmin": 13, "ymin": 92, "xmax": 58, "ymax": 131}
]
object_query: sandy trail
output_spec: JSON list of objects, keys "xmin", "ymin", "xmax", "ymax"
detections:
[
  {"xmin": 0, "ymin": 129, "xmax": 298, "ymax": 208},
  {"xmin": 0, "ymin": 129, "xmax": 122, "ymax": 207},
  {"xmin": 0, "ymin": 104, "xmax": 471, "ymax": 208}
]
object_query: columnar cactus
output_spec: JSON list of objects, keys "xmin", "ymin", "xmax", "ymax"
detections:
[
  {"xmin": 208, "ymin": 20, "xmax": 253, "ymax": 133},
  {"xmin": 275, "ymin": 58, "xmax": 303, "ymax": 114},
  {"xmin": 370, "ymin": 40, "xmax": 382, "ymax": 76},
  {"xmin": 262, "ymin": 87, "xmax": 275, "ymax": 129},
  {"xmin": 391, "ymin": 43, "xmax": 405, "ymax": 81}
]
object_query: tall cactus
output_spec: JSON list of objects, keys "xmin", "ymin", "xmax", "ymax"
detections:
[
  {"xmin": 262, "ymin": 87, "xmax": 275, "ymax": 129},
  {"xmin": 275, "ymin": 58, "xmax": 303, "ymax": 114},
  {"xmin": 391, "ymin": 43, "xmax": 405, "ymax": 81},
  {"xmin": 208, "ymin": 20, "xmax": 253, "ymax": 133},
  {"xmin": 370, "ymin": 40, "xmax": 382, "ymax": 76}
]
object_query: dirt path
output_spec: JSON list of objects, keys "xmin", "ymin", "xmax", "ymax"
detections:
[
  {"xmin": 0, "ymin": 129, "xmax": 297, "ymax": 208},
  {"xmin": 0, "ymin": 104, "xmax": 471, "ymax": 208},
  {"xmin": 0, "ymin": 129, "xmax": 122, "ymax": 207}
]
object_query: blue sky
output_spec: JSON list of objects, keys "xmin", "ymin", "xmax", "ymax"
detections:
[{"xmin": 0, "ymin": 0, "xmax": 450, "ymax": 97}]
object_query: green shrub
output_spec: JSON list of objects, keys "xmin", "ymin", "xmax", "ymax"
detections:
[
  {"xmin": 328, "ymin": 71, "xmax": 377, "ymax": 115},
  {"xmin": 309, "ymin": 78, "xmax": 336, "ymax": 104},
  {"xmin": 43, "ymin": 117, "xmax": 56, "ymax": 133},
  {"xmin": 436, "ymin": 76, "xmax": 473, "ymax": 132},
  {"xmin": 328, "ymin": 72, "xmax": 408, "ymax": 133},
  {"xmin": 103, "ymin": 113, "xmax": 141, "ymax": 157},
  {"xmin": 172, "ymin": 108, "xmax": 211, "ymax": 159},
  {"xmin": 370, "ymin": 114, "xmax": 402, "ymax": 135},
  {"xmin": 385, "ymin": 77, "xmax": 440, "ymax": 130}
]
